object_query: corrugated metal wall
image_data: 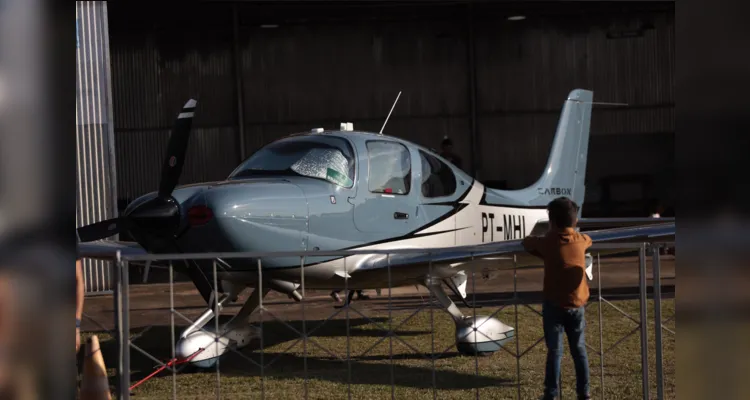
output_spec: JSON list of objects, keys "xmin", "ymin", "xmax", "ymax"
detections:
[
  {"xmin": 474, "ymin": 7, "xmax": 675, "ymax": 188},
  {"xmin": 109, "ymin": 6, "xmax": 239, "ymax": 201},
  {"xmin": 237, "ymin": 15, "xmax": 470, "ymax": 163},
  {"xmin": 107, "ymin": 1, "xmax": 674, "ymax": 212},
  {"xmin": 76, "ymin": 1, "xmax": 117, "ymax": 294}
]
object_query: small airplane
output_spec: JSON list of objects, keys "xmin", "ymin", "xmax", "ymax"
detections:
[{"xmin": 77, "ymin": 89, "xmax": 674, "ymax": 368}]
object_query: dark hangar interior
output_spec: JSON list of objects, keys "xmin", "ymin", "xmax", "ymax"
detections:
[{"xmin": 104, "ymin": 1, "xmax": 675, "ymax": 218}]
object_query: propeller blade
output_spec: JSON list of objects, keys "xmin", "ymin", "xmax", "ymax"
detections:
[
  {"xmin": 77, "ymin": 218, "xmax": 121, "ymax": 242},
  {"xmin": 158, "ymin": 98, "xmax": 197, "ymax": 198}
]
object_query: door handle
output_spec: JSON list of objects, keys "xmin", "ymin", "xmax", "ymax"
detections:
[{"xmin": 394, "ymin": 212, "xmax": 409, "ymax": 220}]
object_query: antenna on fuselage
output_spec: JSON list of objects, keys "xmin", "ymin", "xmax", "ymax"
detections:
[{"xmin": 379, "ymin": 91, "xmax": 402, "ymax": 135}]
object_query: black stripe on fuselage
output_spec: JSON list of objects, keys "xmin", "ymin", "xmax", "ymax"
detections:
[
  {"xmin": 358, "ymin": 202, "xmax": 468, "ymax": 247},
  {"xmin": 263, "ymin": 224, "xmax": 468, "ymax": 270},
  {"xmin": 339, "ymin": 181, "xmax": 474, "ymax": 251},
  {"xmin": 258, "ymin": 180, "xmax": 476, "ymax": 270},
  {"xmin": 221, "ymin": 183, "xmax": 542, "ymax": 271}
]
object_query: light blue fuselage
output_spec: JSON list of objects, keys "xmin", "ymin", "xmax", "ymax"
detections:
[
  {"xmin": 127, "ymin": 132, "xmax": 479, "ymax": 282},
  {"xmin": 124, "ymin": 89, "xmax": 594, "ymax": 289}
]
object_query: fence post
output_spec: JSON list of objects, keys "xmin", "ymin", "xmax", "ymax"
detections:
[
  {"xmin": 514, "ymin": 255, "xmax": 521, "ymax": 400},
  {"xmin": 638, "ymin": 244, "xmax": 649, "ymax": 400},
  {"xmin": 112, "ymin": 256, "xmax": 123, "ymax": 397},
  {"xmin": 114, "ymin": 254, "xmax": 131, "ymax": 400},
  {"xmin": 597, "ymin": 253, "xmax": 605, "ymax": 399},
  {"xmin": 652, "ymin": 244, "xmax": 664, "ymax": 399},
  {"xmin": 122, "ymin": 260, "xmax": 131, "ymax": 400}
]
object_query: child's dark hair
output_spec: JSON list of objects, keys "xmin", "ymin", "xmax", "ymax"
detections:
[{"xmin": 547, "ymin": 197, "xmax": 579, "ymax": 228}]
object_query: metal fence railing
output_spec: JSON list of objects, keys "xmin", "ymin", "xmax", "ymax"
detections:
[{"xmin": 96, "ymin": 241, "xmax": 674, "ymax": 400}]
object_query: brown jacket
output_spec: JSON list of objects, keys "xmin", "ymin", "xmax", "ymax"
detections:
[{"xmin": 522, "ymin": 228, "xmax": 592, "ymax": 309}]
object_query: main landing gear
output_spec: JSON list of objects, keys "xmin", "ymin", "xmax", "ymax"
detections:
[
  {"xmin": 175, "ymin": 284, "xmax": 268, "ymax": 368},
  {"xmin": 175, "ymin": 275, "xmax": 514, "ymax": 368},
  {"xmin": 423, "ymin": 276, "xmax": 515, "ymax": 356}
]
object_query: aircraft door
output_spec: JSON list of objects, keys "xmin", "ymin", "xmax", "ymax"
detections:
[
  {"xmin": 417, "ymin": 150, "xmax": 464, "ymax": 247},
  {"xmin": 351, "ymin": 140, "xmax": 423, "ymax": 235}
]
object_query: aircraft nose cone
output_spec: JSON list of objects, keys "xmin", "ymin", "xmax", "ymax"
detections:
[{"xmin": 127, "ymin": 196, "xmax": 181, "ymax": 236}]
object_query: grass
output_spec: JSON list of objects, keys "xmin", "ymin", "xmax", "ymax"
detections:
[{"xmin": 80, "ymin": 298, "xmax": 675, "ymax": 400}]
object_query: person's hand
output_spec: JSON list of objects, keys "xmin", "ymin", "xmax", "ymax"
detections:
[{"xmin": 76, "ymin": 328, "xmax": 81, "ymax": 353}]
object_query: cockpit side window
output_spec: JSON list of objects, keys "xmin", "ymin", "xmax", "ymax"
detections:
[
  {"xmin": 419, "ymin": 150, "xmax": 457, "ymax": 198},
  {"xmin": 366, "ymin": 141, "xmax": 411, "ymax": 195},
  {"xmin": 229, "ymin": 136, "xmax": 356, "ymax": 188}
]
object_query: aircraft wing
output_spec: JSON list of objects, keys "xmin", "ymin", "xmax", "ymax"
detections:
[
  {"xmin": 530, "ymin": 217, "xmax": 674, "ymax": 235},
  {"xmin": 76, "ymin": 222, "xmax": 673, "ymax": 274},
  {"xmin": 577, "ymin": 217, "xmax": 674, "ymax": 229},
  {"xmin": 78, "ymin": 240, "xmax": 148, "ymax": 261},
  {"xmin": 361, "ymin": 222, "xmax": 675, "ymax": 273}
]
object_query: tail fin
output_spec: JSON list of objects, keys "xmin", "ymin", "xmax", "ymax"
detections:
[
  {"xmin": 530, "ymin": 89, "xmax": 593, "ymax": 207},
  {"xmin": 483, "ymin": 89, "xmax": 593, "ymax": 212}
]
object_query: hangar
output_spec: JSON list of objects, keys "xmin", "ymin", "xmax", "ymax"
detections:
[
  {"xmin": 76, "ymin": 1, "xmax": 674, "ymax": 294},
  {"xmin": 75, "ymin": 3, "xmax": 675, "ymax": 398}
]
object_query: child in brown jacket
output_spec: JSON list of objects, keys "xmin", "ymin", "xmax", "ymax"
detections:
[{"xmin": 522, "ymin": 197, "xmax": 592, "ymax": 400}]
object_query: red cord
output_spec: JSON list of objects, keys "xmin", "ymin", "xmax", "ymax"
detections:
[{"xmin": 129, "ymin": 348, "xmax": 206, "ymax": 392}]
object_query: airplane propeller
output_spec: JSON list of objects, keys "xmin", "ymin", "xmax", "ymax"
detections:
[
  {"xmin": 77, "ymin": 97, "xmax": 220, "ymax": 304},
  {"xmin": 76, "ymin": 218, "xmax": 122, "ymax": 242},
  {"xmin": 77, "ymin": 99, "xmax": 198, "ymax": 243}
]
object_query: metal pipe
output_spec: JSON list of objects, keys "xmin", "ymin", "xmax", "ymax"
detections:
[
  {"xmin": 113, "ymin": 257, "xmax": 125, "ymax": 398},
  {"xmin": 122, "ymin": 261, "xmax": 130, "ymax": 400},
  {"xmin": 232, "ymin": 3, "xmax": 247, "ymax": 162},
  {"xmin": 213, "ymin": 260, "xmax": 221, "ymax": 398},
  {"xmin": 465, "ymin": 2, "xmax": 479, "ymax": 178},
  {"xmin": 638, "ymin": 244, "xmax": 650, "ymax": 400},
  {"xmin": 118, "ymin": 241, "xmax": 649, "ymax": 262},
  {"xmin": 257, "ymin": 259, "xmax": 265, "ymax": 399},
  {"xmin": 346, "ymin": 257, "xmax": 353, "ymax": 400},
  {"xmin": 428, "ymin": 258, "xmax": 437, "ymax": 400},
  {"xmin": 598, "ymin": 253, "xmax": 605, "ymax": 398},
  {"xmin": 652, "ymin": 245, "xmax": 664, "ymax": 399},
  {"xmin": 471, "ymin": 254, "xmax": 479, "ymax": 400},
  {"xmin": 388, "ymin": 254, "xmax": 395, "ymax": 400},
  {"xmin": 180, "ymin": 294, "xmax": 229, "ymax": 338},
  {"xmin": 169, "ymin": 262, "xmax": 177, "ymax": 400},
  {"xmin": 300, "ymin": 256, "xmax": 309, "ymax": 400},
  {"xmin": 115, "ymin": 258, "xmax": 131, "ymax": 400},
  {"xmin": 514, "ymin": 255, "xmax": 521, "ymax": 400}
]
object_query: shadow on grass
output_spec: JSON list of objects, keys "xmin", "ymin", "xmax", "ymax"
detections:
[
  {"xmin": 375, "ymin": 286, "xmax": 676, "ymax": 312},
  {"xmin": 80, "ymin": 317, "xmax": 511, "ymax": 391}
]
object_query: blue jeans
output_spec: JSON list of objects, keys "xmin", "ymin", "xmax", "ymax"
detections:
[{"xmin": 542, "ymin": 300, "xmax": 590, "ymax": 399}]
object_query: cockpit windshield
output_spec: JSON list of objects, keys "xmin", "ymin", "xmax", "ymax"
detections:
[{"xmin": 228, "ymin": 136, "xmax": 356, "ymax": 188}]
